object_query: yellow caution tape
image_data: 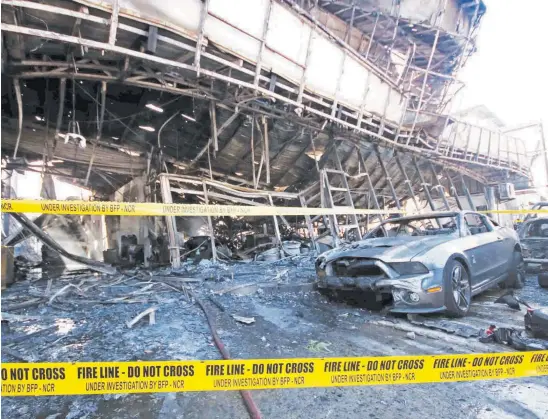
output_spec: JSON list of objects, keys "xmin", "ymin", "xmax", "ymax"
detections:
[
  {"xmin": 478, "ymin": 209, "xmax": 548, "ymax": 215},
  {"xmin": 2, "ymin": 351, "xmax": 547, "ymax": 396},
  {"xmin": 2, "ymin": 200, "xmax": 548, "ymax": 217},
  {"xmin": 0, "ymin": 200, "xmax": 403, "ymax": 217}
]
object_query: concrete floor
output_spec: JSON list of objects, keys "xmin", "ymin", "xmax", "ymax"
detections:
[{"xmin": 2, "ymin": 257, "xmax": 548, "ymax": 419}]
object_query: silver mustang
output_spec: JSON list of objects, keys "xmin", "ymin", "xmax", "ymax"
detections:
[{"xmin": 316, "ymin": 211, "xmax": 524, "ymax": 317}]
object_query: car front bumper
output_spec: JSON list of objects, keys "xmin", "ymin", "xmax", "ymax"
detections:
[{"xmin": 317, "ymin": 269, "xmax": 446, "ymax": 314}]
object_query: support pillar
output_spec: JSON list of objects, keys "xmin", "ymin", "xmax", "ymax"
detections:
[
  {"xmin": 202, "ymin": 182, "xmax": 217, "ymax": 261},
  {"xmin": 160, "ymin": 176, "xmax": 181, "ymax": 269}
]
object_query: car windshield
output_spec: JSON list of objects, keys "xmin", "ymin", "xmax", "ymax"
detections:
[
  {"xmin": 368, "ymin": 216, "xmax": 458, "ymax": 238},
  {"xmin": 521, "ymin": 219, "xmax": 548, "ymax": 239},
  {"xmin": 524, "ymin": 203, "xmax": 548, "ymax": 221}
]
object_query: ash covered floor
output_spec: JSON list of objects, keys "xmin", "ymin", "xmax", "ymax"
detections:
[{"xmin": 2, "ymin": 257, "xmax": 548, "ymax": 419}]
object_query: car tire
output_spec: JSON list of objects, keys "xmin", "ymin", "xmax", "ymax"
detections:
[
  {"xmin": 444, "ymin": 259, "xmax": 472, "ymax": 317},
  {"xmin": 504, "ymin": 251, "xmax": 525, "ymax": 289},
  {"xmin": 538, "ymin": 273, "xmax": 548, "ymax": 289}
]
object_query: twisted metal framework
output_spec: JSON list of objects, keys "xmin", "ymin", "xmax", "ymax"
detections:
[{"xmin": 0, "ymin": 0, "xmax": 530, "ymax": 181}]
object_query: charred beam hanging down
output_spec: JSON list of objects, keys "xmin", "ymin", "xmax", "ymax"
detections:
[
  {"xmin": 412, "ymin": 157, "xmax": 436, "ymax": 211},
  {"xmin": 209, "ymin": 101, "xmax": 218, "ymax": 152},
  {"xmin": 10, "ymin": 212, "xmax": 116, "ymax": 275},
  {"xmin": 193, "ymin": 110, "xmax": 240, "ymax": 165},
  {"xmin": 262, "ymin": 117, "xmax": 270, "ymax": 184},
  {"xmin": 460, "ymin": 174, "xmax": 476, "ymax": 210},
  {"xmin": 250, "ymin": 116, "xmax": 257, "ymax": 187},
  {"xmin": 394, "ymin": 152, "xmax": 420, "ymax": 213},
  {"xmin": 428, "ymin": 162, "xmax": 451, "ymax": 210},
  {"xmin": 374, "ymin": 146, "xmax": 401, "ymax": 210},
  {"xmin": 85, "ymin": 81, "xmax": 107, "ymax": 186},
  {"xmin": 445, "ymin": 170, "xmax": 463, "ymax": 210},
  {"xmin": 332, "ymin": 146, "xmax": 362, "ymax": 240},
  {"xmin": 357, "ymin": 149, "xmax": 381, "ymax": 211},
  {"xmin": 12, "ymin": 78, "xmax": 23, "ymax": 158}
]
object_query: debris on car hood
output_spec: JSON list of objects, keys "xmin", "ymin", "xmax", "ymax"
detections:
[{"xmin": 320, "ymin": 236, "xmax": 453, "ymax": 263}]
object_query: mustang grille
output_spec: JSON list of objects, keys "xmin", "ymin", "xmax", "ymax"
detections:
[{"xmin": 332, "ymin": 258, "xmax": 386, "ymax": 278}]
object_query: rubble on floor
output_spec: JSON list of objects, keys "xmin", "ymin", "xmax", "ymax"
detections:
[{"xmin": 2, "ymin": 255, "xmax": 548, "ymax": 418}]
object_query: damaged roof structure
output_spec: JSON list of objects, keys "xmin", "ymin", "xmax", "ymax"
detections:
[
  {"xmin": 0, "ymin": 0, "xmax": 542, "ymax": 267},
  {"xmin": 3, "ymin": 2, "xmax": 548, "ymax": 418}
]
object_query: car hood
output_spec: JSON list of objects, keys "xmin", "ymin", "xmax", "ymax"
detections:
[{"xmin": 321, "ymin": 235, "xmax": 454, "ymax": 263}]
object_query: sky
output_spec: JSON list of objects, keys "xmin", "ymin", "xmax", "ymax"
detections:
[{"xmin": 458, "ymin": 0, "xmax": 548, "ymax": 127}]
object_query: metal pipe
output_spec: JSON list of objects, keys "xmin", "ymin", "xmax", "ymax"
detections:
[
  {"xmin": 85, "ymin": 81, "xmax": 107, "ymax": 186},
  {"xmin": 157, "ymin": 111, "xmax": 181, "ymax": 149},
  {"xmin": 11, "ymin": 78, "xmax": 23, "ymax": 158}
]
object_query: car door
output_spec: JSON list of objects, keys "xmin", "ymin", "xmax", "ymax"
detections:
[
  {"xmin": 459, "ymin": 213, "xmax": 505, "ymax": 287},
  {"xmin": 483, "ymin": 215, "xmax": 515, "ymax": 273}
]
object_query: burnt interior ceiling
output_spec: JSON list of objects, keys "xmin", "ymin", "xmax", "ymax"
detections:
[{"xmin": 0, "ymin": 0, "xmax": 518, "ymax": 208}]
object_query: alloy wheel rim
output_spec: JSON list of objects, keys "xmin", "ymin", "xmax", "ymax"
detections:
[{"xmin": 451, "ymin": 265, "xmax": 470, "ymax": 310}]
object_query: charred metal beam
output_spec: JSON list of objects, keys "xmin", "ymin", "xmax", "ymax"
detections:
[
  {"xmin": 395, "ymin": 152, "xmax": 420, "ymax": 213},
  {"xmin": 202, "ymin": 182, "xmax": 218, "ymax": 261},
  {"xmin": 146, "ymin": 26, "xmax": 159, "ymax": 53},
  {"xmin": 160, "ymin": 175, "xmax": 181, "ymax": 268},
  {"xmin": 445, "ymin": 170, "xmax": 463, "ymax": 210},
  {"xmin": 261, "ymin": 117, "xmax": 271, "ymax": 184},
  {"xmin": 412, "ymin": 157, "xmax": 436, "ymax": 212},
  {"xmin": 10, "ymin": 212, "xmax": 116, "ymax": 275},
  {"xmin": 11, "ymin": 78, "xmax": 23, "ymax": 158},
  {"xmin": 108, "ymin": 0, "xmax": 120, "ymax": 45},
  {"xmin": 209, "ymin": 101, "xmax": 218, "ymax": 152},
  {"xmin": 193, "ymin": 110, "xmax": 240, "ymax": 165},
  {"xmin": 85, "ymin": 81, "xmax": 107, "ymax": 186},
  {"xmin": 374, "ymin": 146, "xmax": 401, "ymax": 209},
  {"xmin": 428, "ymin": 161, "xmax": 451, "ymax": 210},
  {"xmin": 194, "ymin": 0, "xmax": 210, "ymax": 76},
  {"xmin": 460, "ymin": 174, "xmax": 476, "ymax": 211}
]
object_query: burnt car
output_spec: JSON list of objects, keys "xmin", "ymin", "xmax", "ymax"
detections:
[
  {"xmin": 316, "ymin": 211, "xmax": 524, "ymax": 317},
  {"xmin": 519, "ymin": 217, "xmax": 548, "ymax": 287}
]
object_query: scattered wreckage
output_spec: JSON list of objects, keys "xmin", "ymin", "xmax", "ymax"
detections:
[{"xmin": 315, "ymin": 211, "xmax": 524, "ymax": 317}]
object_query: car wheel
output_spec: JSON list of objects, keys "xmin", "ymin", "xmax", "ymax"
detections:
[
  {"xmin": 538, "ymin": 273, "xmax": 548, "ymax": 289},
  {"xmin": 444, "ymin": 259, "xmax": 471, "ymax": 317},
  {"xmin": 504, "ymin": 251, "xmax": 525, "ymax": 289}
]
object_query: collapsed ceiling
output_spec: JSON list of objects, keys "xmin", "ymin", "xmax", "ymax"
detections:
[{"xmin": 0, "ymin": 0, "xmax": 528, "ymax": 208}]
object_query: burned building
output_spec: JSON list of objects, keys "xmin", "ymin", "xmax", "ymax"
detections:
[{"xmin": 0, "ymin": 0, "xmax": 541, "ymax": 267}]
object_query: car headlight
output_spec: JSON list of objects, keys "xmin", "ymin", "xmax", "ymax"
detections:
[{"xmin": 389, "ymin": 262, "xmax": 429, "ymax": 275}]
